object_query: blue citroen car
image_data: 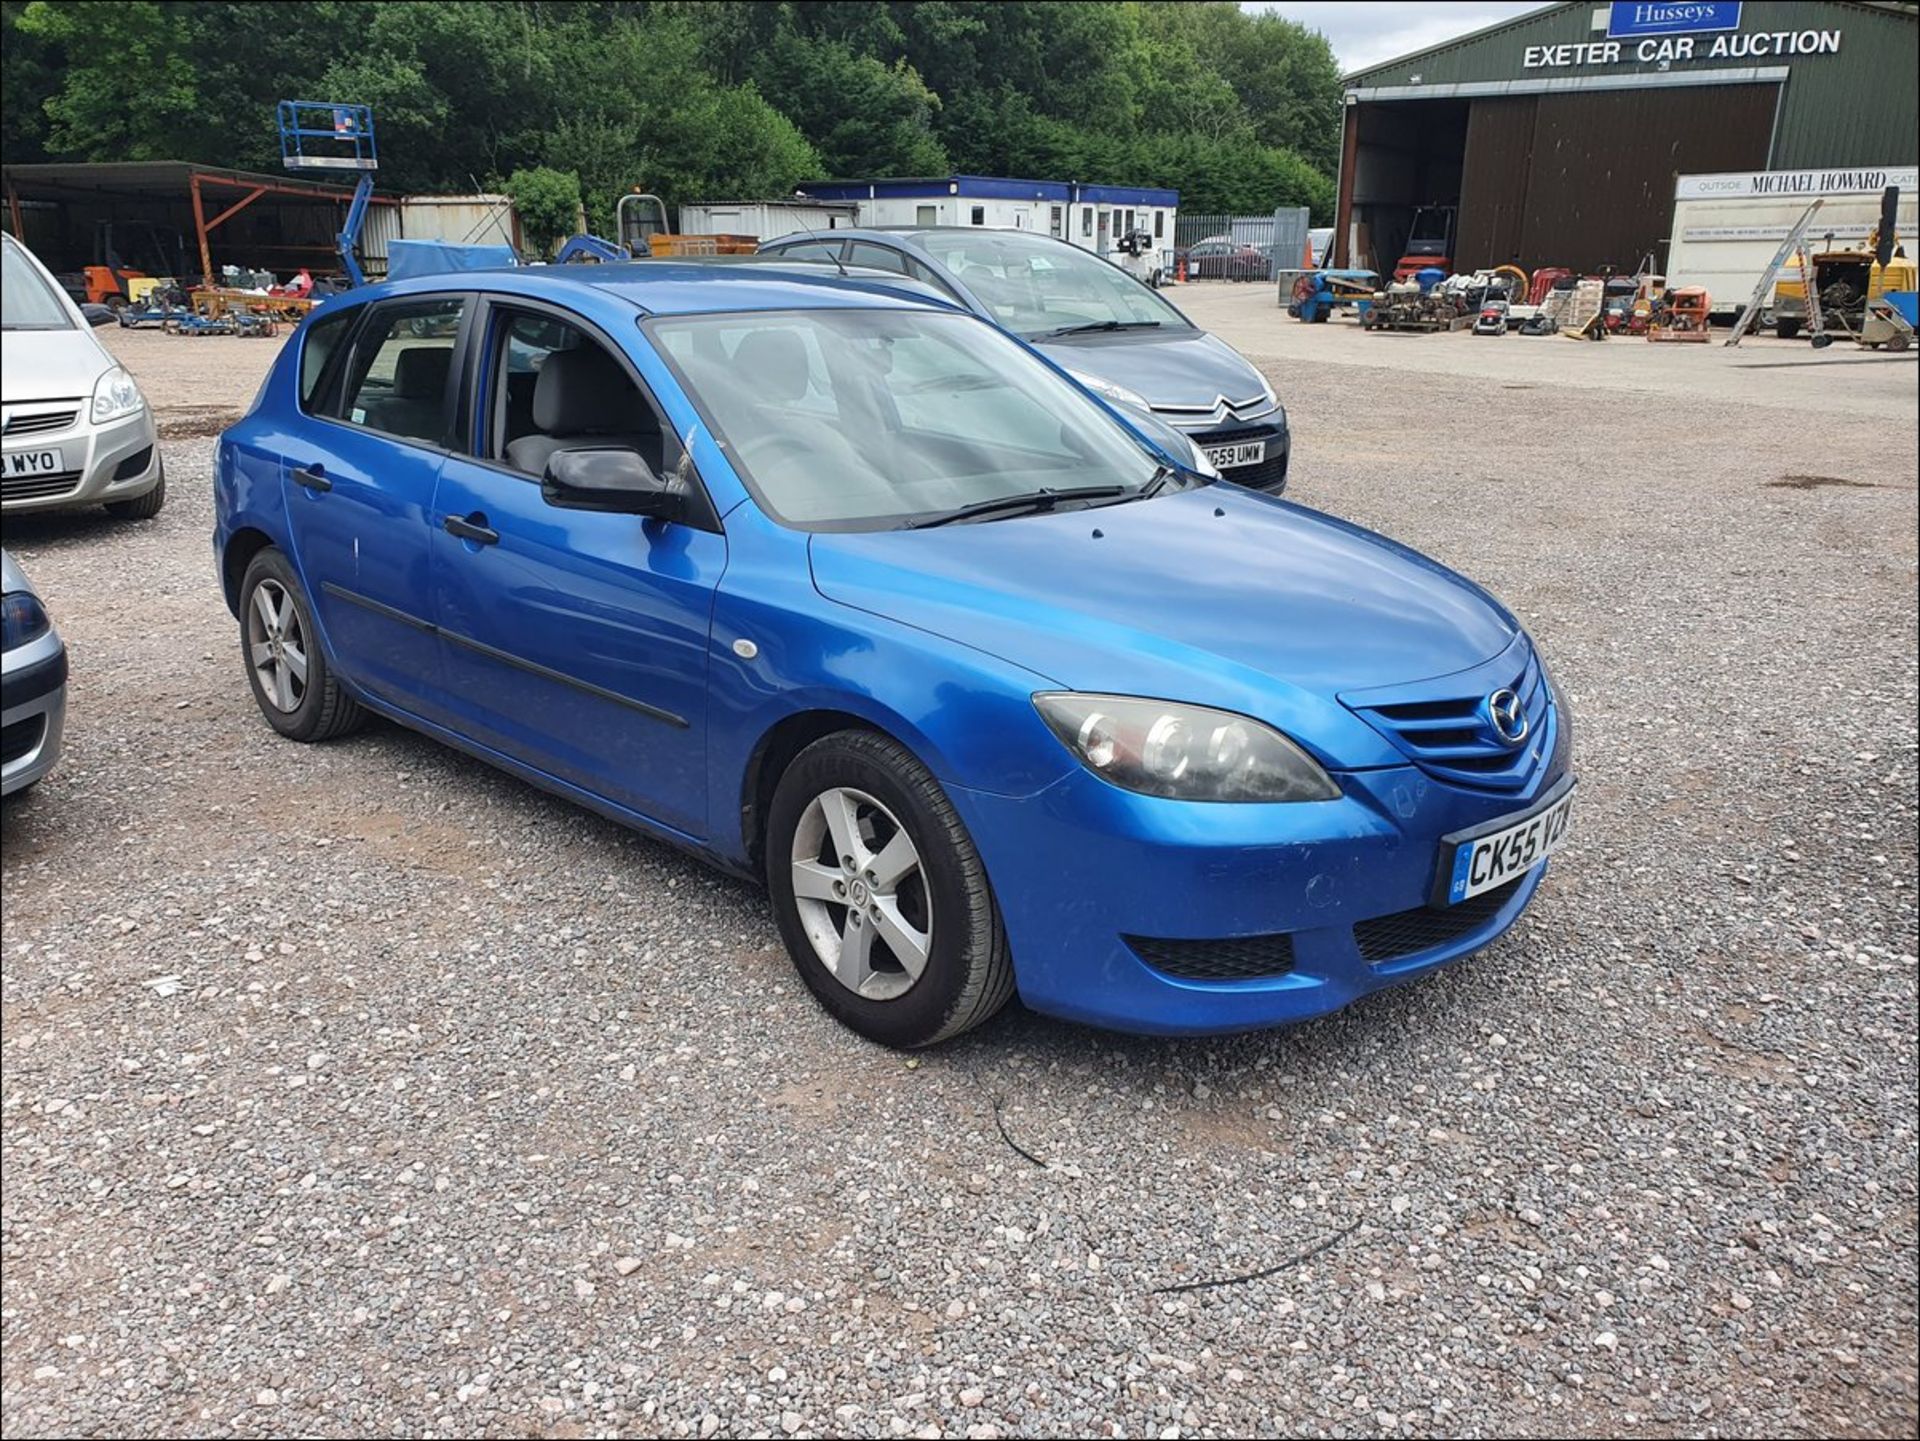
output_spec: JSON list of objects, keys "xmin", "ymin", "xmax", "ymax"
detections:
[{"xmin": 212, "ymin": 262, "xmax": 1572, "ymax": 1048}]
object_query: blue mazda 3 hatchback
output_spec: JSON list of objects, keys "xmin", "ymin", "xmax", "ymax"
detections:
[{"xmin": 214, "ymin": 262, "xmax": 1573, "ymax": 1048}]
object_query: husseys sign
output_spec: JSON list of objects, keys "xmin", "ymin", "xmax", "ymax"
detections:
[{"xmin": 1606, "ymin": 3, "xmax": 1742, "ymax": 40}]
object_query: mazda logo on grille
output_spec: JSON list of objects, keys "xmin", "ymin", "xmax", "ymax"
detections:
[{"xmin": 1486, "ymin": 688, "xmax": 1529, "ymax": 746}]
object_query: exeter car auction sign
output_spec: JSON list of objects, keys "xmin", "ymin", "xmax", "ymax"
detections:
[
  {"xmin": 1607, "ymin": 2, "xmax": 1742, "ymax": 40},
  {"xmin": 1524, "ymin": 26, "xmax": 1839, "ymax": 68}
]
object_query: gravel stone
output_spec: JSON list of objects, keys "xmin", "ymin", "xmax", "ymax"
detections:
[{"xmin": 0, "ymin": 290, "xmax": 1914, "ymax": 1439}]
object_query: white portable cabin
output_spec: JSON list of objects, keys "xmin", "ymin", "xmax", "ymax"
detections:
[
  {"xmin": 1666, "ymin": 166, "xmax": 1917, "ymax": 315},
  {"xmin": 795, "ymin": 175, "xmax": 1180, "ymax": 266},
  {"xmin": 676, "ymin": 199, "xmax": 859, "ymax": 242}
]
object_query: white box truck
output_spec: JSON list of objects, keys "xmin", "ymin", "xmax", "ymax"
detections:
[{"xmin": 1665, "ymin": 166, "xmax": 1917, "ymax": 321}]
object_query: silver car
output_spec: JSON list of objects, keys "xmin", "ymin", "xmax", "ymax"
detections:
[
  {"xmin": 2, "ymin": 232, "xmax": 165, "ymax": 518},
  {"xmin": 1, "ymin": 549, "xmax": 67, "ymax": 796}
]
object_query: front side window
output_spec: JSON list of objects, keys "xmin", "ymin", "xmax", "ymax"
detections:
[
  {"xmin": 915, "ymin": 230, "xmax": 1189, "ymax": 339},
  {"xmin": 337, "ymin": 297, "xmax": 466, "ymax": 445},
  {"xmin": 651, "ymin": 308, "xmax": 1158, "ymax": 531},
  {"xmin": 488, "ymin": 307, "xmax": 680, "ymax": 478},
  {"xmin": 1, "ymin": 240, "xmax": 74, "ymax": 331}
]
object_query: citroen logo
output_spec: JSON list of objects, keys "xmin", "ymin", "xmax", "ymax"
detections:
[{"xmin": 1486, "ymin": 688, "xmax": 1529, "ymax": 746}]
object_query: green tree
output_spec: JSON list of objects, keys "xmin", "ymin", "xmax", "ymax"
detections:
[
  {"xmin": 5, "ymin": 0, "xmax": 1344, "ymax": 228},
  {"xmin": 747, "ymin": 31, "xmax": 946, "ymax": 178},
  {"xmin": 503, "ymin": 165, "xmax": 581, "ymax": 256}
]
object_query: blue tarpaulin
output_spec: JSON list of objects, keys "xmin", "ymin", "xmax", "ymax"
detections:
[{"xmin": 385, "ymin": 240, "xmax": 518, "ymax": 281}]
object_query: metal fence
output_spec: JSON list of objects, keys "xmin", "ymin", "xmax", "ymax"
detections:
[{"xmin": 1173, "ymin": 207, "xmax": 1311, "ymax": 280}]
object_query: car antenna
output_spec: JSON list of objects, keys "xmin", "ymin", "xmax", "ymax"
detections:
[{"xmin": 788, "ymin": 191, "xmax": 849, "ymax": 277}]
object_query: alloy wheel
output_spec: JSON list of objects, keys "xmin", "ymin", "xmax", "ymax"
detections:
[
  {"xmin": 790, "ymin": 786, "xmax": 933, "ymax": 1001},
  {"xmin": 247, "ymin": 578, "xmax": 309, "ymax": 714}
]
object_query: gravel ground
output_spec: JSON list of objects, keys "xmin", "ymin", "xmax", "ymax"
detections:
[{"xmin": 2, "ymin": 305, "xmax": 1915, "ymax": 1440}]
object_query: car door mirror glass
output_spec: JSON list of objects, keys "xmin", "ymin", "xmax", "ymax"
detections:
[{"xmin": 542, "ymin": 447, "xmax": 684, "ymax": 519}]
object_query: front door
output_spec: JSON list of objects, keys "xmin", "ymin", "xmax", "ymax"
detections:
[
  {"xmin": 428, "ymin": 300, "xmax": 725, "ymax": 838},
  {"xmin": 282, "ymin": 293, "xmax": 468, "ymax": 720}
]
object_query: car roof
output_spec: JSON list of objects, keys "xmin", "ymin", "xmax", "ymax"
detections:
[
  {"xmin": 767, "ymin": 226, "xmax": 1085, "ymax": 248},
  {"xmin": 342, "ymin": 258, "xmax": 958, "ymax": 318}
]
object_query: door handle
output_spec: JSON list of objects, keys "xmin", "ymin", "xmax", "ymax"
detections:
[
  {"xmin": 443, "ymin": 512, "xmax": 499, "ymax": 545},
  {"xmin": 291, "ymin": 465, "xmax": 332, "ymax": 493}
]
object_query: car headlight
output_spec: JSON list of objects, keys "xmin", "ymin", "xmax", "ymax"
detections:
[
  {"xmin": 1, "ymin": 591, "xmax": 51, "ymax": 652},
  {"xmin": 91, "ymin": 365, "xmax": 145, "ymax": 424},
  {"xmin": 1066, "ymin": 368, "xmax": 1149, "ymax": 411},
  {"xmin": 1034, "ymin": 693, "xmax": 1340, "ymax": 802}
]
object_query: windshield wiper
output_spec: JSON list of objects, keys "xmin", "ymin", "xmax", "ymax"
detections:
[
  {"xmin": 906, "ymin": 485, "xmax": 1127, "ymax": 530},
  {"xmin": 1030, "ymin": 319, "xmax": 1164, "ymax": 341},
  {"xmin": 1136, "ymin": 464, "xmax": 1181, "ymax": 500}
]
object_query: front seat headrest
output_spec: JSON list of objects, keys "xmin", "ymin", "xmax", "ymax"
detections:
[
  {"xmin": 391, "ymin": 345, "xmax": 452, "ymax": 399},
  {"xmin": 731, "ymin": 329, "xmax": 809, "ymax": 405},
  {"xmin": 532, "ymin": 346, "xmax": 636, "ymax": 434}
]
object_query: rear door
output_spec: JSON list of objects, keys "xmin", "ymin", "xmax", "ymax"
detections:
[
  {"xmin": 426, "ymin": 295, "xmax": 726, "ymax": 838},
  {"xmin": 281, "ymin": 293, "xmax": 470, "ymax": 720}
]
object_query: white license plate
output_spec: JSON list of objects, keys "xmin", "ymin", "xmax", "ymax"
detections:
[
  {"xmin": 1441, "ymin": 783, "xmax": 1575, "ymax": 904},
  {"xmin": 3, "ymin": 447, "xmax": 66, "ymax": 477},
  {"xmin": 1205, "ymin": 440, "xmax": 1265, "ymax": 470}
]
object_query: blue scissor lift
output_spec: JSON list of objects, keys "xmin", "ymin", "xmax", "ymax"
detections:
[{"xmin": 277, "ymin": 101, "xmax": 378, "ymax": 286}]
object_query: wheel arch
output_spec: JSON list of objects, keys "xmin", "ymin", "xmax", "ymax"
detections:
[
  {"xmin": 739, "ymin": 708, "xmax": 899, "ymax": 870},
  {"xmin": 221, "ymin": 526, "xmax": 278, "ymax": 617}
]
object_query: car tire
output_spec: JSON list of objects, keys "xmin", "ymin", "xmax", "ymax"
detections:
[
  {"xmin": 1774, "ymin": 319, "xmax": 1802, "ymax": 341},
  {"xmin": 103, "ymin": 462, "xmax": 166, "ymax": 519},
  {"xmin": 238, "ymin": 547, "xmax": 366, "ymax": 743},
  {"xmin": 767, "ymin": 730, "xmax": 1015, "ymax": 1048}
]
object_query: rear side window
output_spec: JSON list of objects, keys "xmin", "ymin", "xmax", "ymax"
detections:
[
  {"xmin": 336, "ymin": 297, "xmax": 466, "ymax": 446},
  {"xmin": 297, "ymin": 308, "xmax": 355, "ymax": 413},
  {"xmin": 847, "ymin": 242, "xmax": 909, "ymax": 275},
  {"xmin": 774, "ymin": 240, "xmax": 843, "ymax": 265}
]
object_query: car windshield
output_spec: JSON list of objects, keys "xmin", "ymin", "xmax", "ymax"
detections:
[
  {"xmin": 651, "ymin": 307, "xmax": 1162, "ymax": 531},
  {"xmin": 1, "ymin": 242, "xmax": 75, "ymax": 331},
  {"xmin": 911, "ymin": 231, "xmax": 1188, "ymax": 339}
]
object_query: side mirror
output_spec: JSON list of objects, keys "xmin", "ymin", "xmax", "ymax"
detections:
[{"xmin": 542, "ymin": 448, "xmax": 685, "ymax": 519}]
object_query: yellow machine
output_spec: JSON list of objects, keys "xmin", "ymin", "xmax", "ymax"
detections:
[{"xmin": 1773, "ymin": 232, "xmax": 1916, "ymax": 339}]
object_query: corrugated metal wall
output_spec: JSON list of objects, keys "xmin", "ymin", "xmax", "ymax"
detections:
[
  {"xmin": 1454, "ymin": 84, "xmax": 1777, "ymax": 272},
  {"xmin": 1456, "ymin": 97, "xmax": 1538, "ymax": 268}
]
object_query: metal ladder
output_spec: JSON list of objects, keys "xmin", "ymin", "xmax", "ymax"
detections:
[{"xmin": 1724, "ymin": 199, "xmax": 1823, "ymax": 347}]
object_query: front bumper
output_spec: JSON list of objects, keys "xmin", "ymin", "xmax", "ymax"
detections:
[
  {"xmin": 1, "ymin": 402, "xmax": 161, "ymax": 513},
  {"xmin": 1, "ymin": 634, "xmax": 68, "ymax": 795},
  {"xmin": 955, "ymin": 758, "xmax": 1568, "ymax": 1036}
]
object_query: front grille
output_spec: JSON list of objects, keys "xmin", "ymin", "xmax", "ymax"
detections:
[
  {"xmin": 1349, "ymin": 649, "xmax": 1552, "ymax": 793},
  {"xmin": 1354, "ymin": 877, "xmax": 1525, "ymax": 964},
  {"xmin": 1, "ymin": 716, "xmax": 44, "ymax": 766},
  {"xmin": 2, "ymin": 470, "xmax": 83, "ymax": 503},
  {"xmin": 1127, "ymin": 931, "xmax": 1296, "ymax": 981},
  {"xmin": 1200, "ymin": 423, "xmax": 1289, "ymax": 494},
  {"xmin": 2, "ymin": 408, "xmax": 79, "ymax": 437}
]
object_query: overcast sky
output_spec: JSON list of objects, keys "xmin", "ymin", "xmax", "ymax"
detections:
[{"xmin": 1243, "ymin": 2, "xmax": 1550, "ymax": 74}]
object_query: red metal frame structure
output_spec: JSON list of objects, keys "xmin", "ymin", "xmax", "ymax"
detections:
[{"xmin": 2, "ymin": 160, "xmax": 396, "ymax": 287}]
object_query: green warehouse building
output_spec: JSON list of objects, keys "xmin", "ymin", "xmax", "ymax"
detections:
[{"xmin": 1332, "ymin": 0, "xmax": 1919, "ymax": 276}]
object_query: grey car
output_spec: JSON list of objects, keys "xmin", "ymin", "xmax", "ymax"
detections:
[
  {"xmin": 1, "ymin": 549, "xmax": 67, "ymax": 796},
  {"xmin": 2, "ymin": 232, "xmax": 166, "ymax": 518},
  {"xmin": 760, "ymin": 227, "xmax": 1290, "ymax": 493}
]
